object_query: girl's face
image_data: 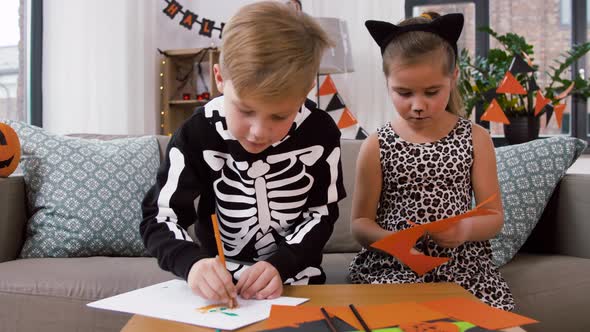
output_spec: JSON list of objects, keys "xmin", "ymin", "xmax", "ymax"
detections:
[{"xmin": 386, "ymin": 55, "xmax": 458, "ymax": 128}]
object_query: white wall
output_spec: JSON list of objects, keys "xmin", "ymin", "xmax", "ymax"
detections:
[{"xmin": 43, "ymin": 0, "xmax": 404, "ymax": 135}]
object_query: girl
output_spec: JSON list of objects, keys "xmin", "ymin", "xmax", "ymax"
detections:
[{"xmin": 348, "ymin": 12, "xmax": 514, "ymax": 311}]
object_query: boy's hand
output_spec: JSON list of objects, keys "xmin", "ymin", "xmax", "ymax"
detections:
[
  {"xmin": 187, "ymin": 258, "xmax": 237, "ymax": 303},
  {"xmin": 236, "ymin": 261, "xmax": 282, "ymax": 300},
  {"xmin": 428, "ymin": 219, "xmax": 472, "ymax": 248}
]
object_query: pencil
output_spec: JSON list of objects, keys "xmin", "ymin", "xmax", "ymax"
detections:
[
  {"xmin": 349, "ymin": 304, "xmax": 371, "ymax": 332},
  {"xmin": 211, "ymin": 213, "xmax": 236, "ymax": 309},
  {"xmin": 320, "ymin": 307, "xmax": 338, "ymax": 332}
]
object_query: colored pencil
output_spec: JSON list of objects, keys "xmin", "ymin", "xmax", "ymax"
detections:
[
  {"xmin": 320, "ymin": 307, "xmax": 338, "ymax": 332},
  {"xmin": 349, "ymin": 304, "xmax": 371, "ymax": 332},
  {"xmin": 211, "ymin": 213, "xmax": 236, "ymax": 309}
]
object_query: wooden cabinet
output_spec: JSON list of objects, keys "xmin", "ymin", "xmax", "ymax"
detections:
[{"xmin": 159, "ymin": 48, "xmax": 220, "ymax": 135}]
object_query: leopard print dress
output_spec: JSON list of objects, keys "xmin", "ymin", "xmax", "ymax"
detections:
[{"xmin": 349, "ymin": 117, "xmax": 514, "ymax": 311}]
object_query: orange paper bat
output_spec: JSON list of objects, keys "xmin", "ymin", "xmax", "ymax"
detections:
[{"xmin": 370, "ymin": 195, "xmax": 497, "ymax": 276}]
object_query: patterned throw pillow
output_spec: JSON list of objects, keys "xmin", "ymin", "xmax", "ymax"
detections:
[
  {"xmin": 5, "ymin": 121, "xmax": 160, "ymax": 258},
  {"xmin": 491, "ymin": 136, "xmax": 587, "ymax": 266}
]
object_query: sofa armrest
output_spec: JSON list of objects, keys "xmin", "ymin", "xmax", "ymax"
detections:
[
  {"xmin": 0, "ymin": 175, "xmax": 27, "ymax": 262},
  {"xmin": 523, "ymin": 173, "xmax": 590, "ymax": 259}
]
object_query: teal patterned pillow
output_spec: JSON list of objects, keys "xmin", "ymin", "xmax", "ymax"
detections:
[
  {"xmin": 5, "ymin": 121, "xmax": 160, "ymax": 258},
  {"xmin": 491, "ymin": 136, "xmax": 587, "ymax": 266}
]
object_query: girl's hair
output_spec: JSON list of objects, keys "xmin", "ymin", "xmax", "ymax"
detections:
[{"xmin": 382, "ymin": 12, "xmax": 465, "ymax": 117}]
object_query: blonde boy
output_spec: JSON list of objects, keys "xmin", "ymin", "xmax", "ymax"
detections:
[{"xmin": 141, "ymin": 1, "xmax": 345, "ymax": 303}]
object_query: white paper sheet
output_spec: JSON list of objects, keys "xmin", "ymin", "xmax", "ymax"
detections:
[{"xmin": 87, "ymin": 279, "xmax": 308, "ymax": 330}]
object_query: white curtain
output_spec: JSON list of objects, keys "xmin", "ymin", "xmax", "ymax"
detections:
[
  {"xmin": 43, "ymin": 0, "xmax": 158, "ymax": 135},
  {"xmin": 306, "ymin": 0, "xmax": 404, "ymax": 133}
]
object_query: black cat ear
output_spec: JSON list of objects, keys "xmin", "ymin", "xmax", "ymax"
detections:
[
  {"xmin": 365, "ymin": 20, "xmax": 399, "ymax": 53},
  {"xmin": 365, "ymin": 14, "xmax": 464, "ymax": 55},
  {"xmin": 430, "ymin": 13, "xmax": 464, "ymax": 45}
]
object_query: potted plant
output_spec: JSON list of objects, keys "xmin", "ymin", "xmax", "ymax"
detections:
[{"xmin": 459, "ymin": 27, "xmax": 590, "ymax": 144}]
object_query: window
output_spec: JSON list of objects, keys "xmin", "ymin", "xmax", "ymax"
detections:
[
  {"xmin": 561, "ymin": 0, "xmax": 590, "ymax": 25},
  {"xmin": 0, "ymin": 0, "xmax": 22, "ymax": 121},
  {"xmin": 407, "ymin": 0, "xmax": 588, "ymax": 149}
]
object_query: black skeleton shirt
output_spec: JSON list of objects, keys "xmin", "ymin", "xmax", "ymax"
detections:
[{"xmin": 140, "ymin": 96, "xmax": 346, "ymax": 285}]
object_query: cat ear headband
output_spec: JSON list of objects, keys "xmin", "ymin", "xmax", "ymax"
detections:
[{"xmin": 365, "ymin": 13, "xmax": 464, "ymax": 56}]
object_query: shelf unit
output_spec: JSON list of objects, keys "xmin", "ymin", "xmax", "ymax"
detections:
[{"xmin": 159, "ymin": 48, "xmax": 220, "ymax": 135}]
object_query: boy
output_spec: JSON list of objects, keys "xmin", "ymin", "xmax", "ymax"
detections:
[{"xmin": 140, "ymin": 1, "xmax": 345, "ymax": 304}]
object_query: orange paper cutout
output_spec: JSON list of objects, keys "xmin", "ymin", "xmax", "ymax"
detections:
[
  {"xmin": 370, "ymin": 196, "xmax": 497, "ymax": 276},
  {"xmin": 556, "ymin": 82, "xmax": 574, "ymax": 100},
  {"xmin": 317, "ymin": 75, "xmax": 338, "ymax": 96},
  {"xmin": 398, "ymin": 321, "xmax": 460, "ymax": 332},
  {"xmin": 327, "ymin": 303, "xmax": 447, "ymax": 331},
  {"xmin": 480, "ymin": 99, "xmax": 510, "ymax": 125},
  {"xmin": 338, "ymin": 107, "xmax": 358, "ymax": 129},
  {"xmin": 534, "ymin": 90, "xmax": 551, "ymax": 116},
  {"xmin": 496, "ymin": 72, "xmax": 527, "ymax": 95},
  {"xmin": 421, "ymin": 297, "xmax": 538, "ymax": 330},
  {"xmin": 265, "ymin": 303, "xmax": 448, "ymax": 331},
  {"xmin": 554, "ymin": 103, "xmax": 566, "ymax": 128},
  {"xmin": 264, "ymin": 305, "xmax": 325, "ymax": 330}
]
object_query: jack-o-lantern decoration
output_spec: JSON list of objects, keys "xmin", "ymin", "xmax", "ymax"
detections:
[
  {"xmin": 399, "ymin": 321, "xmax": 460, "ymax": 332},
  {"xmin": 0, "ymin": 123, "xmax": 21, "ymax": 177}
]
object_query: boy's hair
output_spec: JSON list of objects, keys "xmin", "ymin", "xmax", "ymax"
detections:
[
  {"xmin": 382, "ymin": 12, "xmax": 465, "ymax": 117},
  {"xmin": 220, "ymin": 1, "xmax": 333, "ymax": 101}
]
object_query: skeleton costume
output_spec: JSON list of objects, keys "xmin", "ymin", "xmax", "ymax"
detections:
[{"xmin": 141, "ymin": 96, "xmax": 346, "ymax": 285}]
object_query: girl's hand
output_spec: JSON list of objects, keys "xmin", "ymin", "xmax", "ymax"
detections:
[
  {"xmin": 236, "ymin": 261, "xmax": 283, "ymax": 300},
  {"xmin": 428, "ymin": 219, "xmax": 472, "ymax": 248},
  {"xmin": 187, "ymin": 257, "xmax": 237, "ymax": 303}
]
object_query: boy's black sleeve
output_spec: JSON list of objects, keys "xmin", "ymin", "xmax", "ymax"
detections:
[
  {"xmin": 140, "ymin": 124, "xmax": 210, "ymax": 280},
  {"xmin": 266, "ymin": 120, "xmax": 346, "ymax": 282}
]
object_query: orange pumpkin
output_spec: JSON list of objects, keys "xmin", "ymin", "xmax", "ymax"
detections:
[
  {"xmin": 0, "ymin": 123, "xmax": 21, "ymax": 177},
  {"xmin": 399, "ymin": 321, "xmax": 460, "ymax": 332}
]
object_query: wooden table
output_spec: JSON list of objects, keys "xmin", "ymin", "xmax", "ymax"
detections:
[{"xmin": 121, "ymin": 282, "xmax": 525, "ymax": 332}]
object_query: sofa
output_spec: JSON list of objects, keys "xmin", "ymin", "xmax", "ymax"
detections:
[{"xmin": 1, "ymin": 136, "xmax": 589, "ymax": 332}]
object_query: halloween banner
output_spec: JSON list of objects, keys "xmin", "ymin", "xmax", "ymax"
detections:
[{"xmin": 162, "ymin": 0, "xmax": 225, "ymax": 39}]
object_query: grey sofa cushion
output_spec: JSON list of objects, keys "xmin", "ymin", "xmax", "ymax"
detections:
[
  {"xmin": 0, "ymin": 257, "xmax": 176, "ymax": 332},
  {"xmin": 0, "ymin": 257, "xmax": 176, "ymax": 301},
  {"xmin": 323, "ymin": 139, "xmax": 362, "ymax": 253},
  {"xmin": 500, "ymin": 253, "xmax": 590, "ymax": 332}
]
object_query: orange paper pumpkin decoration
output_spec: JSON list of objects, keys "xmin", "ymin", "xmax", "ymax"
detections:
[
  {"xmin": 399, "ymin": 321, "xmax": 460, "ymax": 332},
  {"xmin": 0, "ymin": 123, "xmax": 21, "ymax": 177}
]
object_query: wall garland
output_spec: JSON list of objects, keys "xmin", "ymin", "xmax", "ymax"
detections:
[{"xmin": 162, "ymin": 0, "xmax": 225, "ymax": 39}]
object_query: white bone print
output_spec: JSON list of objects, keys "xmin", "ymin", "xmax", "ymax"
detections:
[{"xmin": 203, "ymin": 146, "xmax": 323, "ymax": 260}]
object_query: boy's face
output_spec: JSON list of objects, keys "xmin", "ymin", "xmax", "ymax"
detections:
[
  {"xmin": 214, "ymin": 65, "xmax": 304, "ymax": 154},
  {"xmin": 386, "ymin": 54, "xmax": 458, "ymax": 128}
]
